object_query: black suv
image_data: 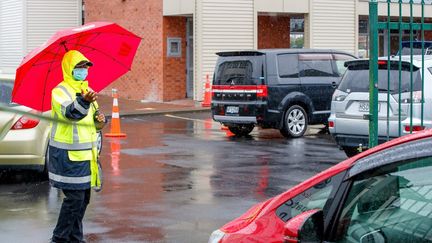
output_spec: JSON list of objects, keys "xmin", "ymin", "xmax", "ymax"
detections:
[{"xmin": 211, "ymin": 49, "xmax": 356, "ymax": 137}]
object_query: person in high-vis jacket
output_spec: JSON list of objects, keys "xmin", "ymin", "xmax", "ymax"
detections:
[{"xmin": 49, "ymin": 50, "xmax": 106, "ymax": 243}]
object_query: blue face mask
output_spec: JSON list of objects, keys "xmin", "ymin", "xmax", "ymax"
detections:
[{"xmin": 72, "ymin": 68, "xmax": 88, "ymax": 81}]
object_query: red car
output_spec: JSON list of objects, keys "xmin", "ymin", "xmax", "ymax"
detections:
[{"xmin": 209, "ymin": 130, "xmax": 432, "ymax": 243}]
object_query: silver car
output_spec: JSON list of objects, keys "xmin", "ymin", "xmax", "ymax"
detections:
[
  {"xmin": 329, "ymin": 55, "xmax": 432, "ymax": 156},
  {"xmin": 0, "ymin": 76, "xmax": 51, "ymax": 172}
]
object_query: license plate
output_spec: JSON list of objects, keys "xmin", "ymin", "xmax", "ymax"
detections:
[
  {"xmin": 359, "ymin": 102, "xmax": 380, "ymax": 112},
  {"xmin": 226, "ymin": 106, "xmax": 239, "ymax": 114}
]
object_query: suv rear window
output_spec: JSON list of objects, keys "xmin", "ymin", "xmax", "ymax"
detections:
[
  {"xmin": 214, "ymin": 60, "xmax": 262, "ymax": 85},
  {"xmin": 339, "ymin": 64, "xmax": 422, "ymax": 94}
]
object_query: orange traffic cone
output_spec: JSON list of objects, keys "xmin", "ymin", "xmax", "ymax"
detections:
[
  {"xmin": 201, "ymin": 74, "xmax": 212, "ymax": 107},
  {"xmin": 105, "ymin": 89, "xmax": 126, "ymax": 138}
]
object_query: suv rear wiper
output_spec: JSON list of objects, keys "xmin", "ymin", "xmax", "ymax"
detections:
[
  {"xmin": 378, "ymin": 88, "xmax": 394, "ymax": 92},
  {"xmin": 225, "ymin": 77, "xmax": 244, "ymax": 84}
]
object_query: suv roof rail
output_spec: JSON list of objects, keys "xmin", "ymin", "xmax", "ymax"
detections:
[{"xmin": 216, "ymin": 51, "xmax": 265, "ymax": 57}]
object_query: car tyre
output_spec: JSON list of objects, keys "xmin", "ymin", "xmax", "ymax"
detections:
[
  {"xmin": 342, "ymin": 146, "xmax": 359, "ymax": 157},
  {"xmin": 228, "ymin": 125, "xmax": 254, "ymax": 136},
  {"xmin": 282, "ymin": 105, "xmax": 308, "ymax": 138}
]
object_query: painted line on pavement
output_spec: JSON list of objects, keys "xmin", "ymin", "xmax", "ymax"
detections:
[{"xmin": 164, "ymin": 114, "xmax": 214, "ymax": 123}]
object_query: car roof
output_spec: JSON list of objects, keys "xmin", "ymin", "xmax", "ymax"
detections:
[
  {"xmin": 0, "ymin": 74, "xmax": 15, "ymax": 81},
  {"xmin": 349, "ymin": 134, "xmax": 432, "ymax": 178},
  {"xmin": 216, "ymin": 49, "xmax": 355, "ymax": 57},
  {"xmin": 345, "ymin": 55, "xmax": 432, "ymax": 68}
]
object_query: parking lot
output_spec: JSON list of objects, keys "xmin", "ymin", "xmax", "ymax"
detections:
[{"xmin": 0, "ymin": 112, "xmax": 347, "ymax": 243}]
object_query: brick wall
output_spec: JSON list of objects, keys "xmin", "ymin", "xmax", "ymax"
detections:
[
  {"xmin": 163, "ymin": 17, "xmax": 187, "ymax": 101},
  {"xmin": 85, "ymin": 0, "xmax": 164, "ymax": 101},
  {"xmin": 426, "ymin": 31, "xmax": 432, "ymax": 40},
  {"xmin": 258, "ymin": 15, "xmax": 290, "ymax": 49}
]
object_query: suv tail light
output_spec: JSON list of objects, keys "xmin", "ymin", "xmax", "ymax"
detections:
[
  {"xmin": 392, "ymin": 91, "xmax": 422, "ymax": 104},
  {"xmin": 256, "ymin": 85, "xmax": 268, "ymax": 98},
  {"xmin": 329, "ymin": 121, "xmax": 335, "ymax": 128},
  {"xmin": 404, "ymin": 125, "xmax": 424, "ymax": 133},
  {"xmin": 11, "ymin": 113, "xmax": 40, "ymax": 130}
]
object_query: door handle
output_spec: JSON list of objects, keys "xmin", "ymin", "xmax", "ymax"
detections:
[{"xmin": 332, "ymin": 82, "xmax": 337, "ymax": 89}]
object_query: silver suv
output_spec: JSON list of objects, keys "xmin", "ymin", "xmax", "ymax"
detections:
[{"xmin": 329, "ymin": 55, "xmax": 432, "ymax": 156}]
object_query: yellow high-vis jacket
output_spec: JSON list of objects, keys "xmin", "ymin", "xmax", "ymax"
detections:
[{"xmin": 48, "ymin": 50, "xmax": 102, "ymax": 190}]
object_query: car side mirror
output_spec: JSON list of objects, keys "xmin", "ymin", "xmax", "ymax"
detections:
[
  {"xmin": 283, "ymin": 209, "xmax": 324, "ymax": 243},
  {"xmin": 332, "ymin": 81, "xmax": 337, "ymax": 89}
]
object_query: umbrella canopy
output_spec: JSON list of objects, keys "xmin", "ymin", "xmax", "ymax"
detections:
[{"xmin": 12, "ymin": 22, "xmax": 141, "ymax": 112}]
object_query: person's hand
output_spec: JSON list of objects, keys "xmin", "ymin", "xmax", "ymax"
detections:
[
  {"xmin": 96, "ymin": 113, "xmax": 106, "ymax": 123},
  {"xmin": 83, "ymin": 91, "xmax": 97, "ymax": 103}
]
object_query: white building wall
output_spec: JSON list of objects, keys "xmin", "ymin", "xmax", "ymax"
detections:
[
  {"xmin": 309, "ymin": 0, "xmax": 356, "ymax": 55},
  {"xmin": 0, "ymin": 0, "xmax": 81, "ymax": 75},
  {"xmin": 163, "ymin": 0, "xmax": 194, "ymax": 16},
  {"xmin": 0, "ymin": 0, "xmax": 24, "ymax": 75},
  {"xmin": 194, "ymin": 0, "xmax": 255, "ymax": 100},
  {"xmin": 26, "ymin": 0, "xmax": 81, "ymax": 54}
]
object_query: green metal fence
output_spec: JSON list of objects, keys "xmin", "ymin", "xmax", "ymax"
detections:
[{"xmin": 368, "ymin": 0, "xmax": 432, "ymax": 147}]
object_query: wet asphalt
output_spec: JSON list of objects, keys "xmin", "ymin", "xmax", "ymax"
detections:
[{"xmin": 0, "ymin": 112, "xmax": 347, "ymax": 243}]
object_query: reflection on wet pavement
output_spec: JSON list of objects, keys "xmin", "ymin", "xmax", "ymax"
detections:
[{"xmin": 0, "ymin": 112, "xmax": 347, "ymax": 242}]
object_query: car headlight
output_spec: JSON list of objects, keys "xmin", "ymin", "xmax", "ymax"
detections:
[
  {"xmin": 333, "ymin": 94, "xmax": 347, "ymax": 102},
  {"xmin": 208, "ymin": 229, "xmax": 225, "ymax": 243}
]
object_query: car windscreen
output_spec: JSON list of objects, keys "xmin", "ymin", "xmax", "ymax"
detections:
[
  {"xmin": 0, "ymin": 80, "xmax": 15, "ymax": 107},
  {"xmin": 214, "ymin": 57, "xmax": 264, "ymax": 85},
  {"xmin": 338, "ymin": 64, "xmax": 422, "ymax": 94},
  {"xmin": 400, "ymin": 47, "xmax": 427, "ymax": 55}
]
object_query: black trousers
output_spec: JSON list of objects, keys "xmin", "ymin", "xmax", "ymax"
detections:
[{"xmin": 52, "ymin": 189, "xmax": 91, "ymax": 243}]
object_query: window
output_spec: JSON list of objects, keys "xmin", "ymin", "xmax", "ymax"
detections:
[
  {"xmin": 215, "ymin": 61, "xmax": 254, "ymax": 85},
  {"xmin": 299, "ymin": 54, "xmax": 334, "ymax": 77},
  {"xmin": 167, "ymin": 38, "xmax": 182, "ymax": 57},
  {"xmin": 358, "ymin": 18, "xmax": 369, "ymax": 58},
  {"xmin": 276, "ymin": 172, "xmax": 345, "ymax": 222},
  {"xmin": 278, "ymin": 54, "xmax": 299, "ymax": 78},
  {"xmin": 290, "ymin": 17, "xmax": 304, "ymax": 49},
  {"xmin": 335, "ymin": 157, "xmax": 432, "ymax": 243},
  {"xmin": 333, "ymin": 54, "xmax": 355, "ymax": 77},
  {"xmin": 339, "ymin": 65, "xmax": 422, "ymax": 94},
  {"xmin": 0, "ymin": 80, "xmax": 13, "ymax": 106}
]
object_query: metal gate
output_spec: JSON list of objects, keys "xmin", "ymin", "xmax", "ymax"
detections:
[{"xmin": 368, "ymin": 0, "xmax": 432, "ymax": 147}]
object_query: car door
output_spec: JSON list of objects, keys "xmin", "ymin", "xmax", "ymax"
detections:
[
  {"xmin": 328, "ymin": 139, "xmax": 432, "ymax": 243},
  {"xmin": 268, "ymin": 53, "xmax": 301, "ymax": 112},
  {"xmin": 299, "ymin": 53, "xmax": 338, "ymax": 113}
]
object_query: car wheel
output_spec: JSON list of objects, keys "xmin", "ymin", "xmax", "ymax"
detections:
[
  {"xmin": 283, "ymin": 105, "xmax": 308, "ymax": 138},
  {"xmin": 97, "ymin": 132, "xmax": 103, "ymax": 155},
  {"xmin": 342, "ymin": 146, "xmax": 360, "ymax": 157},
  {"xmin": 228, "ymin": 125, "xmax": 254, "ymax": 136}
]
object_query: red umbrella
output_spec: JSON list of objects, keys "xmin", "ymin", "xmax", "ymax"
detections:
[{"xmin": 12, "ymin": 22, "xmax": 141, "ymax": 112}]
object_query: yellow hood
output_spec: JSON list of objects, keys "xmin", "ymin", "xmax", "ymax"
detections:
[{"xmin": 61, "ymin": 50, "xmax": 91, "ymax": 93}]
